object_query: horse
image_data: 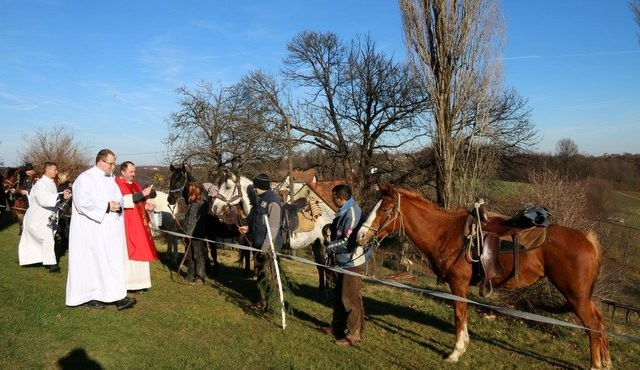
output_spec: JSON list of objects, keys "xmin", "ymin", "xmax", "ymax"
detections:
[
  {"xmin": 0, "ymin": 173, "xmax": 6, "ymax": 215},
  {"xmin": 208, "ymin": 168, "xmax": 254, "ymax": 274},
  {"xmin": 167, "ymin": 164, "xmax": 241, "ymax": 276},
  {"xmin": 147, "ymin": 190, "xmax": 182, "ymax": 263},
  {"xmin": 2, "ymin": 167, "xmax": 32, "ymax": 231},
  {"xmin": 211, "ymin": 169, "xmax": 336, "ymax": 296},
  {"xmin": 356, "ymin": 183, "xmax": 611, "ymax": 370}
]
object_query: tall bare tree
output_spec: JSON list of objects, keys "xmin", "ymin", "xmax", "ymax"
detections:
[
  {"xmin": 237, "ymin": 70, "xmax": 299, "ymax": 195},
  {"xmin": 400, "ymin": 0, "xmax": 537, "ymax": 208},
  {"xmin": 632, "ymin": 0, "xmax": 640, "ymax": 41},
  {"xmin": 19, "ymin": 125, "xmax": 91, "ymax": 179},
  {"xmin": 283, "ymin": 31, "xmax": 429, "ymax": 199},
  {"xmin": 555, "ymin": 137, "xmax": 579, "ymax": 176},
  {"xmin": 164, "ymin": 81, "xmax": 286, "ymax": 180}
]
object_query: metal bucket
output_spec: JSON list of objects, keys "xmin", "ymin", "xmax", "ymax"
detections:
[{"xmin": 151, "ymin": 211, "xmax": 163, "ymax": 227}]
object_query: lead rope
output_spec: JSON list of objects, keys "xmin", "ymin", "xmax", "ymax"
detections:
[
  {"xmin": 167, "ymin": 202, "xmax": 193, "ymax": 283},
  {"xmin": 473, "ymin": 199, "xmax": 494, "ymax": 297},
  {"xmin": 467, "ymin": 199, "xmax": 485, "ymax": 263}
]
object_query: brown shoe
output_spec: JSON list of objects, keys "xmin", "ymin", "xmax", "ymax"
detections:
[
  {"xmin": 317, "ymin": 326, "xmax": 333, "ymax": 336},
  {"xmin": 334, "ymin": 338, "xmax": 359, "ymax": 347},
  {"xmin": 189, "ymin": 278, "xmax": 204, "ymax": 285}
]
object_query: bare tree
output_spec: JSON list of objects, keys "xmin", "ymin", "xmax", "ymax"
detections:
[
  {"xmin": 555, "ymin": 137, "xmax": 579, "ymax": 158},
  {"xmin": 400, "ymin": 0, "xmax": 537, "ymax": 208},
  {"xmin": 237, "ymin": 70, "xmax": 298, "ymax": 195},
  {"xmin": 283, "ymin": 31, "xmax": 429, "ymax": 199},
  {"xmin": 632, "ymin": 0, "xmax": 640, "ymax": 41},
  {"xmin": 555, "ymin": 137, "xmax": 579, "ymax": 176},
  {"xmin": 164, "ymin": 81, "xmax": 286, "ymax": 180},
  {"xmin": 19, "ymin": 125, "xmax": 91, "ymax": 179}
]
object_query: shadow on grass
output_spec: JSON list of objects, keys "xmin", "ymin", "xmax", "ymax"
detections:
[
  {"xmin": 155, "ymin": 249, "xmax": 584, "ymax": 368},
  {"xmin": 58, "ymin": 348, "xmax": 103, "ymax": 370}
]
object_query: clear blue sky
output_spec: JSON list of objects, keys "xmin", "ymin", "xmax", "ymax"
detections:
[{"xmin": 1, "ymin": 0, "xmax": 638, "ymax": 167}]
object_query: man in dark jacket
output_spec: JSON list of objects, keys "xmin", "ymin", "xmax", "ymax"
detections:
[{"xmin": 239, "ymin": 173, "xmax": 282, "ymax": 310}]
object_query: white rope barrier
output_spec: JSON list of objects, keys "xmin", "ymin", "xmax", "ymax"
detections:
[{"xmin": 64, "ymin": 225, "xmax": 640, "ymax": 343}]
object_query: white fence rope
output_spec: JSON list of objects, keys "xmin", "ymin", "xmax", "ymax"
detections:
[{"xmin": 158, "ymin": 228, "xmax": 640, "ymax": 343}]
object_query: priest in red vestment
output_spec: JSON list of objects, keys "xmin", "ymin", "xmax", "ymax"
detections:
[{"xmin": 115, "ymin": 161, "xmax": 158, "ymax": 292}]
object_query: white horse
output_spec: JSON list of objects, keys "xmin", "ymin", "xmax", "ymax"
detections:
[
  {"xmin": 210, "ymin": 170, "xmax": 334, "ymax": 250},
  {"xmin": 147, "ymin": 190, "xmax": 181, "ymax": 261},
  {"xmin": 211, "ymin": 170, "xmax": 337, "ymax": 296}
]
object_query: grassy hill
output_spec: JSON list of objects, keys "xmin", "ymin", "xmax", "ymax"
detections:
[{"xmin": 1, "ymin": 212, "xmax": 639, "ymax": 369}]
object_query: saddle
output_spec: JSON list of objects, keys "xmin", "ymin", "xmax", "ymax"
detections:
[
  {"xmin": 466, "ymin": 202, "xmax": 551, "ymax": 296},
  {"xmin": 282, "ymin": 197, "xmax": 309, "ymax": 234}
]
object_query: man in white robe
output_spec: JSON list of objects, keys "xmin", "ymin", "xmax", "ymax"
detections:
[
  {"xmin": 18, "ymin": 162, "xmax": 71, "ymax": 271},
  {"xmin": 65, "ymin": 149, "xmax": 137, "ymax": 310}
]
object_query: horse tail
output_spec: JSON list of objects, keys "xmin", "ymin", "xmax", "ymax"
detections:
[{"xmin": 585, "ymin": 230, "xmax": 603, "ymax": 297}]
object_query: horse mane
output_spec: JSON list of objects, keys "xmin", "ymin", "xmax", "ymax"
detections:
[
  {"xmin": 384, "ymin": 184, "xmax": 468, "ymax": 219},
  {"xmin": 216, "ymin": 169, "xmax": 235, "ymax": 188},
  {"xmin": 5, "ymin": 167, "xmax": 19, "ymax": 178}
]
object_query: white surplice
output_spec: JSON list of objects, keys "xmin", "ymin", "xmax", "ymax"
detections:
[
  {"xmin": 123, "ymin": 255, "xmax": 152, "ymax": 290},
  {"xmin": 65, "ymin": 166, "xmax": 127, "ymax": 306},
  {"xmin": 18, "ymin": 175, "xmax": 60, "ymax": 266}
]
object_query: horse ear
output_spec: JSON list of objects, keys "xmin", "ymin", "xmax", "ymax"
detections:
[
  {"xmin": 378, "ymin": 183, "xmax": 392, "ymax": 195},
  {"xmin": 170, "ymin": 164, "xmax": 175, "ymax": 172}
]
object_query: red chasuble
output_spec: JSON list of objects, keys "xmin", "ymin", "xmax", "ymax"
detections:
[{"xmin": 115, "ymin": 177, "xmax": 158, "ymax": 261}]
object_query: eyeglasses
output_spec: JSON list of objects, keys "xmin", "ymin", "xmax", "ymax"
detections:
[{"xmin": 102, "ymin": 159, "xmax": 116, "ymax": 166}]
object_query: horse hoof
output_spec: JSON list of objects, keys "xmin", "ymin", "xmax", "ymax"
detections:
[{"xmin": 444, "ymin": 356, "xmax": 459, "ymax": 363}]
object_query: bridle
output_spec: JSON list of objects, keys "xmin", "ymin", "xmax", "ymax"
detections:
[
  {"xmin": 360, "ymin": 193, "xmax": 405, "ymax": 249},
  {"xmin": 168, "ymin": 170, "xmax": 187, "ymax": 196},
  {"xmin": 214, "ymin": 171, "xmax": 244, "ymax": 206},
  {"xmin": 167, "ymin": 168, "xmax": 191, "ymax": 215}
]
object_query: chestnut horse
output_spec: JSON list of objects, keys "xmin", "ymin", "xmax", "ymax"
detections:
[
  {"xmin": 2, "ymin": 167, "xmax": 31, "ymax": 228},
  {"xmin": 356, "ymin": 183, "xmax": 611, "ymax": 370}
]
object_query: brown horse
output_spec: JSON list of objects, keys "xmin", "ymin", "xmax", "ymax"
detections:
[
  {"xmin": 356, "ymin": 183, "xmax": 611, "ymax": 370},
  {"xmin": 2, "ymin": 167, "xmax": 32, "ymax": 229}
]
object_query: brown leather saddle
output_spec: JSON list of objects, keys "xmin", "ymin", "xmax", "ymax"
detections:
[
  {"xmin": 466, "ymin": 202, "xmax": 551, "ymax": 294},
  {"xmin": 282, "ymin": 197, "xmax": 311, "ymax": 235}
]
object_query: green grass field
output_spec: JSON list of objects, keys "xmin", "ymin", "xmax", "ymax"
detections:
[{"xmin": 1, "ymin": 212, "xmax": 639, "ymax": 369}]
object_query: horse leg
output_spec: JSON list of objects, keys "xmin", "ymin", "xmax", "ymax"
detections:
[
  {"xmin": 567, "ymin": 297, "xmax": 611, "ymax": 369},
  {"xmin": 445, "ymin": 279, "xmax": 470, "ymax": 362},
  {"xmin": 317, "ymin": 266, "xmax": 327, "ymax": 300},
  {"xmin": 208, "ymin": 242, "xmax": 219, "ymax": 277},
  {"xmin": 243, "ymin": 249, "xmax": 251, "ymax": 276}
]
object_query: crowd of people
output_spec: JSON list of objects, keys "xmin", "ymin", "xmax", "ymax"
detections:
[
  {"xmin": 14, "ymin": 149, "xmax": 159, "ymax": 311},
  {"xmin": 9, "ymin": 149, "xmax": 373, "ymax": 346}
]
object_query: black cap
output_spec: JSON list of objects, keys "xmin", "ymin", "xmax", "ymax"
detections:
[
  {"xmin": 24, "ymin": 163, "xmax": 34, "ymax": 171},
  {"xmin": 252, "ymin": 173, "xmax": 271, "ymax": 191}
]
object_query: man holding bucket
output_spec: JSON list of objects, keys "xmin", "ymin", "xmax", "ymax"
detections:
[{"xmin": 115, "ymin": 161, "xmax": 158, "ymax": 293}]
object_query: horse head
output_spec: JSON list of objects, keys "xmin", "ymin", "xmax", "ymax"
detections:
[
  {"xmin": 211, "ymin": 169, "xmax": 253, "ymax": 219},
  {"xmin": 2, "ymin": 167, "xmax": 19, "ymax": 191},
  {"xmin": 357, "ymin": 183, "xmax": 402, "ymax": 246},
  {"xmin": 167, "ymin": 163, "xmax": 191, "ymax": 205}
]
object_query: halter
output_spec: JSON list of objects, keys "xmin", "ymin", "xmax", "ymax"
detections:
[
  {"xmin": 168, "ymin": 171, "xmax": 187, "ymax": 194},
  {"xmin": 214, "ymin": 173, "xmax": 244, "ymax": 206}
]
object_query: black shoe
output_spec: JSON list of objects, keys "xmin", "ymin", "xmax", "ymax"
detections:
[
  {"xmin": 86, "ymin": 300, "xmax": 106, "ymax": 309},
  {"xmin": 46, "ymin": 264, "xmax": 61, "ymax": 273},
  {"xmin": 115, "ymin": 297, "xmax": 137, "ymax": 311}
]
